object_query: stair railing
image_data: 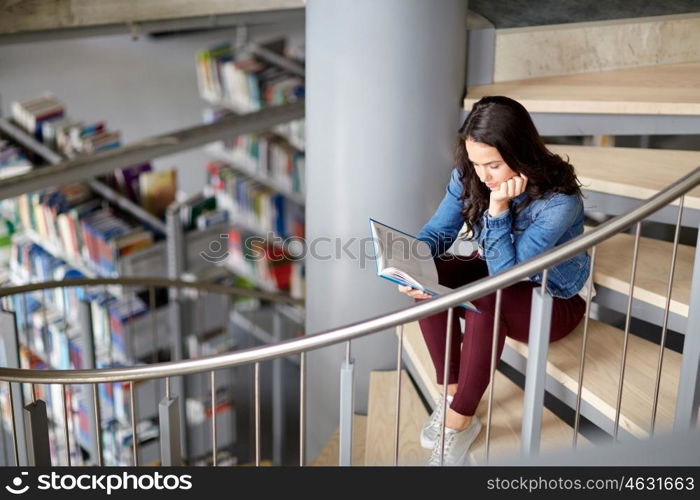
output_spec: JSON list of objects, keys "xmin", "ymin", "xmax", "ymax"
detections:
[{"xmin": 0, "ymin": 167, "xmax": 699, "ymax": 466}]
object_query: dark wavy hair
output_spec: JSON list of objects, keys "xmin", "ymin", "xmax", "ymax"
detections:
[{"xmin": 457, "ymin": 96, "xmax": 582, "ymax": 239}]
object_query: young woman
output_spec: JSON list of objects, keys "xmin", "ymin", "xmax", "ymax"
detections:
[{"xmin": 398, "ymin": 95, "xmax": 591, "ymax": 466}]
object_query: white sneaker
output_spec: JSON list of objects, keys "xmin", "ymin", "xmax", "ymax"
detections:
[
  {"xmin": 420, "ymin": 394, "xmax": 453, "ymax": 449},
  {"xmin": 427, "ymin": 417, "xmax": 482, "ymax": 466}
]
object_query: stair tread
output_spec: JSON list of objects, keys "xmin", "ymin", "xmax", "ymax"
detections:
[
  {"xmin": 401, "ymin": 322, "xmax": 586, "ymax": 464},
  {"xmin": 506, "ymin": 317, "xmax": 681, "ymax": 437},
  {"xmin": 585, "ymin": 227, "xmax": 694, "ymax": 317},
  {"xmin": 364, "ymin": 370, "xmax": 431, "ymax": 466},
  {"xmin": 310, "ymin": 414, "xmax": 368, "ymax": 466},
  {"xmin": 464, "ymin": 61, "xmax": 700, "ymax": 115},
  {"xmin": 548, "ymin": 144, "xmax": 700, "ymax": 209}
]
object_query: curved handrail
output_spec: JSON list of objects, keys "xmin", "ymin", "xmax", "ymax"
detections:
[
  {"xmin": 0, "ymin": 276, "xmax": 303, "ymax": 306},
  {"xmin": 1, "ymin": 166, "xmax": 698, "ymax": 384}
]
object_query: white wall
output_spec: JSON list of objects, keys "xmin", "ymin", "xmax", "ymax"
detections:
[{"xmin": 0, "ymin": 22, "xmax": 303, "ymax": 194}]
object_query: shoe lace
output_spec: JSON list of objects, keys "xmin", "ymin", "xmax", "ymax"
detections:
[
  {"xmin": 428, "ymin": 432, "xmax": 456, "ymax": 466},
  {"xmin": 429, "ymin": 396, "xmax": 448, "ymax": 426}
]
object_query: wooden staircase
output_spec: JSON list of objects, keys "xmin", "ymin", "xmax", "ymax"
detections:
[
  {"xmin": 464, "ymin": 62, "xmax": 700, "ymax": 116},
  {"xmin": 588, "ymin": 227, "xmax": 694, "ymax": 321},
  {"xmin": 310, "ymin": 14, "xmax": 700, "ymax": 467},
  {"xmin": 400, "ymin": 322, "xmax": 589, "ymax": 464}
]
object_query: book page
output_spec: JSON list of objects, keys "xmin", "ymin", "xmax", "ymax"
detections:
[
  {"xmin": 370, "ymin": 219, "xmax": 479, "ymax": 313},
  {"xmin": 370, "ymin": 219, "xmax": 437, "ymax": 285}
]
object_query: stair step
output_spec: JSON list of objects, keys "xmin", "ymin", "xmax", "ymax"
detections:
[
  {"xmin": 364, "ymin": 370, "xmax": 430, "ymax": 466},
  {"xmin": 587, "ymin": 227, "xmax": 694, "ymax": 318},
  {"xmin": 506, "ymin": 317, "xmax": 681, "ymax": 437},
  {"xmin": 400, "ymin": 322, "xmax": 586, "ymax": 464},
  {"xmin": 309, "ymin": 414, "xmax": 368, "ymax": 466},
  {"xmin": 464, "ymin": 62, "xmax": 700, "ymax": 115},
  {"xmin": 548, "ymin": 144, "xmax": 700, "ymax": 209}
]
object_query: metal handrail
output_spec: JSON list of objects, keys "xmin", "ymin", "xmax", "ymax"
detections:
[
  {"xmin": 0, "ymin": 276, "xmax": 302, "ymax": 305},
  {"xmin": 1, "ymin": 166, "xmax": 699, "ymax": 385}
]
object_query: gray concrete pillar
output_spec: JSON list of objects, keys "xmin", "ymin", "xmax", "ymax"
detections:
[{"xmin": 305, "ymin": 0, "xmax": 468, "ymax": 460}]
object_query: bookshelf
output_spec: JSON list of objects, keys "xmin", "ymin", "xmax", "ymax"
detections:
[
  {"xmin": 196, "ymin": 37, "xmax": 306, "ymax": 304},
  {"xmin": 0, "ymin": 95, "xmax": 238, "ymax": 465},
  {"xmin": 195, "ymin": 36, "xmax": 307, "ymax": 464},
  {"xmin": 0, "ymin": 38, "xmax": 308, "ymax": 463}
]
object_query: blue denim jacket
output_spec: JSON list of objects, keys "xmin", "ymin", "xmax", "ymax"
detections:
[{"xmin": 416, "ymin": 168, "xmax": 590, "ymax": 299}]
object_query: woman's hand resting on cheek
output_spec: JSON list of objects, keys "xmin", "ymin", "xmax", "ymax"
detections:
[{"xmin": 489, "ymin": 173, "xmax": 528, "ymax": 216}]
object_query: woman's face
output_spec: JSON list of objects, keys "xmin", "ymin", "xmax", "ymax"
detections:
[{"xmin": 465, "ymin": 138, "xmax": 518, "ymax": 191}]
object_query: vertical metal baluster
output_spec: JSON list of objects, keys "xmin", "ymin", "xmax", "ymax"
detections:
[
  {"xmin": 8, "ymin": 382, "xmax": 19, "ymax": 466},
  {"xmin": 542, "ymin": 269, "xmax": 549, "ymax": 291},
  {"xmin": 196, "ymin": 289, "xmax": 203, "ymax": 346},
  {"xmin": 614, "ymin": 222, "xmax": 642, "ymax": 440},
  {"xmin": 521, "ymin": 269, "xmax": 553, "ymax": 456},
  {"xmin": 22, "ymin": 292, "xmax": 29, "ymax": 349},
  {"xmin": 674, "ymin": 220, "xmax": 700, "ymax": 430},
  {"xmin": 165, "ymin": 377, "xmax": 171, "ymax": 399},
  {"xmin": 574, "ymin": 246, "xmax": 597, "ymax": 448},
  {"xmin": 438, "ymin": 308, "xmax": 454, "ymax": 466},
  {"xmin": 651, "ymin": 196, "xmax": 684, "ymax": 435},
  {"xmin": 485, "ymin": 289, "xmax": 503, "ymax": 462},
  {"xmin": 128, "ymin": 286, "xmax": 135, "ymax": 362},
  {"xmin": 93, "ymin": 383, "xmax": 103, "ymax": 466},
  {"xmin": 338, "ymin": 341, "xmax": 354, "ymax": 466},
  {"xmin": 62, "ymin": 384, "xmax": 72, "ymax": 466},
  {"xmin": 254, "ymin": 362, "xmax": 261, "ymax": 466},
  {"xmin": 30, "ymin": 384, "xmax": 36, "ymax": 403},
  {"xmin": 150, "ymin": 286, "xmax": 157, "ymax": 364},
  {"xmin": 393, "ymin": 324, "xmax": 404, "ymax": 466},
  {"xmin": 62, "ymin": 286, "xmax": 69, "ymax": 328},
  {"xmin": 41, "ymin": 288, "xmax": 49, "ymax": 358},
  {"xmin": 299, "ymin": 351, "xmax": 305, "ymax": 466},
  {"xmin": 211, "ymin": 370, "xmax": 217, "ymax": 466},
  {"xmin": 130, "ymin": 381, "xmax": 138, "ymax": 466},
  {"xmin": 148, "ymin": 285, "xmax": 159, "ymax": 429}
]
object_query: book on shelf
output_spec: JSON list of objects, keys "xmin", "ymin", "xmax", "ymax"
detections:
[
  {"xmin": 207, "ymin": 162, "xmax": 304, "ymax": 239},
  {"xmin": 208, "ymin": 131, "xmax": 305, "ymax": 197},
  {"xmin": 10, "ymin": 93, "xmax": 65, "ymax": 141},
  {"xmin": 13, "ymin": 183, "xmax": 162, "ymax": 277},
  {"xmin": 111, "ymin": 163, "xmax": 153, "ymax": 204},
  {"xmin": 139, "ymin": 169, "xmax": 177, "ymax": 218},
  {"xmin": 196, "ymin": 38, "xmax": 304, "ymax": 112},
  {"xmin": 369, "ymin": 218, "xmax": 479, "ymax": 312}
]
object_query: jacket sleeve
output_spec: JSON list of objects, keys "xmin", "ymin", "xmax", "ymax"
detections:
[
  {"xmin": 479, "ymin": 194, "xmax": 581, "ymax": 275},
  {"xmin": 416, "ymin": 169, "xmax": 466, "ymax": 257}
]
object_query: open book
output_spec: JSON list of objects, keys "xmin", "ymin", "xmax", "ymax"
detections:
[{"xmin": 369, "ymin": 218, "xmax": 479, "ymax": 313}]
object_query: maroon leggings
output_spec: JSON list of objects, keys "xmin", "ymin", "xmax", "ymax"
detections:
[{"xmin": 417, "ymin": 253, "xmax": 586, "ymax": 416}]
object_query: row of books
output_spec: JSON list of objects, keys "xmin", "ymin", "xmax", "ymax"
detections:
[
  {"xmin": 91, "ymin": 293, "xmax": 149, "ymax": 364},
  {"xmin": 216, "ymin": 133, "xmax": 306, "ymax": 197},
  {"xmin": 11, "ymin": 93, "xmax": 178, "ymax": 217},
  {"xmin": 9, "ymin": 235, "xmax": 168, "ymax": 365},
  {"xmin": 13, "ymin": 185, "xmax": 156, "ymax": 276},
  {"xmin": 196, "ymin": 40, "xmax": 304, "ymax": 112},
  {"xmin": 207, "ymin": 162, "xmax": 305, "ymax": 240},
  {"xmin": 225, "ymin": 226, "xmax": 304, "ymax": 297},
  {"xmin": 10, "ymin": 93, "xmax": 65, "ymax": 143},
  {"xmin": 11, "ymin": 93, "xmax": 120, "ymax": 158},
  {"xmin": 178, "ymin": 193, "xmax": 229, "ymax": 232}
]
